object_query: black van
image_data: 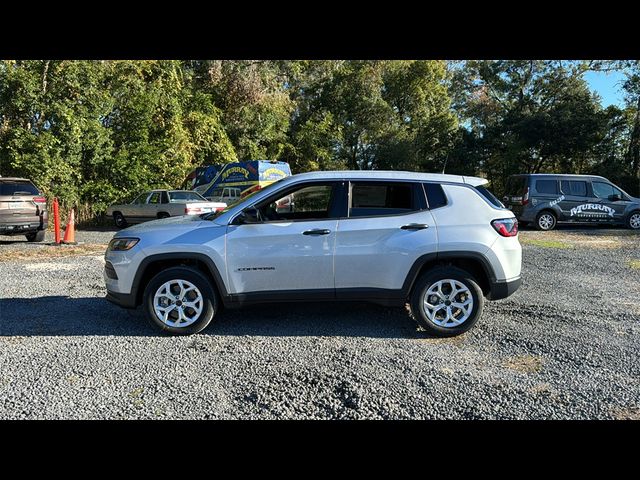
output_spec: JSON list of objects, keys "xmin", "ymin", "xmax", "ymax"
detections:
[{"xmin": 503, "ymin": 174, "xmax": 640, "ymax": 231}]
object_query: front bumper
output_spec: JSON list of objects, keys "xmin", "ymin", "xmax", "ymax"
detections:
[
  {"xmin": 106, "ymin": 289, "xmax": 137, "ymax": 309},
  {"xmin": 487, "ymin": 276, "xmax": 522, "ymax": 300}
]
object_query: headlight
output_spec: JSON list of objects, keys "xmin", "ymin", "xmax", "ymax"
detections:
[{"xmin": 108, "ymin": 237, "xmax": 140, "ymax": 251}]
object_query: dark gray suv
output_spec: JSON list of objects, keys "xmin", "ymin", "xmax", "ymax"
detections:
[
  {"xmin": 0, "ymin": 177, "xmax": 48, "ymax": 241},
  {"xmin": 504, "ymin": 174, "xmax": 640, "ymax": 231}
]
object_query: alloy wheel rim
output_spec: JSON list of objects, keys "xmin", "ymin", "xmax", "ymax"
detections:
[
  {"xmin": 539, "ymin": 214, "xmax": 554, "ymax": 230},
  {"xmin": 153, "ymin": 279, "xmax": 203, "ymax": 328},
  {"xmin": 630, "ymin": 213, "xmax": 640, "ymax": 229},
  {"xmin": 422, "ymin": 279, "xmax": 474, "ymax": 328}
]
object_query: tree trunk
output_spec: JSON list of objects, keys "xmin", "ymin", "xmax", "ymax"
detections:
[
  {"xmin": 628, "ymin": 96, "xmax": 640, "ymax": 176},
  {"xmin": 42, "ymin": 60, "xmax": 50, "ymax": 94}
]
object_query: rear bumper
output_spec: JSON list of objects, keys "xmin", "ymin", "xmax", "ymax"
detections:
[
  {"xmin": 0, "ymin": 222, "xmax": 43, "ymax": 235},
  {"xmin": 487, "ymin": 276, "xmax": 522, "ymax": 300},
  {"xmin": 106, "ymin": 289, "xmax": 137, "ymax": 309}
]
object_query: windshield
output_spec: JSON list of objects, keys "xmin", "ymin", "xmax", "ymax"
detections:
[{"xmin": 168, "ymin": 191, "xmax": 207, "ymax": 202}]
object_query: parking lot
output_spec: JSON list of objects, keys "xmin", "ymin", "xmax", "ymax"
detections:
[{"xmin": 0, "ymin": 226, "xmax": 638, "ymax": 419}]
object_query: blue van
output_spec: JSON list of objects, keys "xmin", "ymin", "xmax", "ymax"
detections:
[{"xmin": 503, "ymin": 174, "xmax": 640, "ymax": 231}]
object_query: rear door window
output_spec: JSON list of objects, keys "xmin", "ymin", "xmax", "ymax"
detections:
[
  {"xmin": 560, "ymin": 180, "xmax": 587, "ymax": 197},
  {"xmin": 0, "ymin": 181, "xmax": 39, "ymax": 196},
  {"xmin": 536, "ymin": 180, "xmax": 558, "ymax": 194},
  {"xmin": 349, "ymin": 182, "xmax": 422, "ymax": 217}
]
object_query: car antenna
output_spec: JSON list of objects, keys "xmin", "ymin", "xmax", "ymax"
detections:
[{"xmin": 441, "ymin": 156, "xmax": 449, "ymax": 174}]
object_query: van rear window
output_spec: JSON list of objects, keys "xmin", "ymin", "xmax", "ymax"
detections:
[
  {"xmin": 535, "ymin": 180, "xmax": 558, "ymax": 194},
  {"xmin": 505, "ymin": 176, "xmax": 526, "ymax": 195}
]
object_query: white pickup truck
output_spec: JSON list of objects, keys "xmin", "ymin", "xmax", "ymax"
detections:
[{"xmin": 106, "ymin": 190, "xmax": 226, "ymax": 228}]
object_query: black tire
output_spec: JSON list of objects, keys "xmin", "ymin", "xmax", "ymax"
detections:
[
  {"xmin": 143, "ymin": 266, "xmax": 218, "ymax": 335},
  {"xmin": 626, "ymin": 210, "xmax": 640, "ymax": 230},
  {"xmin": 535, "ymin": 210, "xmax": 557, "ymax": 231},
  {"xmin": 113, "ymin": 212, "xmax": 127, "ymax": 228},
  {"xmin": 518, "ymin": 221, "xmax": 529, "ymax": 229},
  {"xmin": 25, "ymin": 231, "xmax": 46, "ymax": 242},
  {"xmin": 157, "ymin": 212, "xmax": 170, "ymax": 219},
  {"xmin": 409, "ymin": 266, "xmax": 484, "ymax": 337}
]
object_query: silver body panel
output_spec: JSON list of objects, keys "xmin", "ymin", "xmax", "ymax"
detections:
[{"xmin": 104, "ymin": 171, "xmax": 521, "ymax": 299}]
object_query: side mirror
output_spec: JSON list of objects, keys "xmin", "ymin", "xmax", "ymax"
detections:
[
  {"xmin": 234, "ymin": 207, "xmax": 260, "ymax": 225},
  {"xmin": 609, "ymin": 194, "xmax": 622, "ymax": 202}
]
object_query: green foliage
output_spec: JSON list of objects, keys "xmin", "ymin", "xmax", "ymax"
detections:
[
  {"xmin": 450, "ymin": 60, "xmax": 639, "ymax": 196},
  {"xmin": 1, "ymin": 59, "xmax": 638, "ymax": 222}
]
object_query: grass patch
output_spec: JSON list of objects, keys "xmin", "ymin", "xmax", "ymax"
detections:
[
  {"xmin": 129, "ymin": 387, "xmax": 145, "ymax": 409},
  {"xmin": 519, "ymin": 238, "xmax": 571, "ymax": 249},
  {"xmin": 0, "ymin": 243, "xmax": 107, "ymax": 262},
  {"xmin": 629, "ymin": 260, "xmax": 640, "ymax": 270},
  {"xmin": 502, "ymin": 355, "xmax": 543, "ymax": 374}
]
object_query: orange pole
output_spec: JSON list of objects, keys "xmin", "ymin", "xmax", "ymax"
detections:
[{"xmin": 53, "ymin": 198, "xmax": 61, "ymax": 244}]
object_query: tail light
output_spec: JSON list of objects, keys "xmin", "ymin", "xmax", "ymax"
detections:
[
  {"xmin": 492, "ymin": 218, "xmax": 518, "ymax": 237},
  {"xmin": 33, "ymin": 196, "xmax": 47, "ymax": 204},
  {"xmin": 522, "ymin": 187, "xmax": 530, "ymax": 206}
]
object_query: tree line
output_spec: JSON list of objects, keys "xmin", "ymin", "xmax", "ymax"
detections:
[{"xmin": 0, "ymin": 60, "xmax": 638, "ymax": 221}]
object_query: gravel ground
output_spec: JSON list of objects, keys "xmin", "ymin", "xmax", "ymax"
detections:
[{"xmin": 0, "ymin": 226, "xmax": 639, "ymax": 419}]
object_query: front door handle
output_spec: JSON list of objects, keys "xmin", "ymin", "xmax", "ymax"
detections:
[
  {"xmin": 303, "ymin": 229, "xmax": 331, "ymax": 235},
  {"xmin": 401, "ymin": 223, "xmax": 429, "ymax": 230}
]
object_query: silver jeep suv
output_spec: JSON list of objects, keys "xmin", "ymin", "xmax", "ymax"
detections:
[{"xmin": 104, "ymin": 171, "xmax": 522, "ymax": 337}]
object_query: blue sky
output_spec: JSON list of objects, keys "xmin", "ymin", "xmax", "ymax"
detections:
[{"xmin": 585, "ymin": 70, "xmax": 626, "ymax": 107}]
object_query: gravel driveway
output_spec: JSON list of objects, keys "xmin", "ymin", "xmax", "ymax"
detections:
[{"xmin": 0, "ymin": 226, "xmax": 638, "ymax": 419}]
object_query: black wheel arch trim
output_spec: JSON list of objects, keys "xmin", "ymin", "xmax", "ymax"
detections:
[
  {"xmin": 120, "ymin": 250, "xmax": 511, "ymax": 310},
  {"xmin": 130, "ymin": 252, "xmax": 229, "ymax": 307},
  {"xmin": 402, "ymin": 250, "xmax": 500, "ymax": 298}
]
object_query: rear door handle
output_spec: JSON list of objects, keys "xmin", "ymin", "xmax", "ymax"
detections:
[
  {"xmin": 401, "ymin": 224, "xmax": 429, "ymax": 230},
  {"xmin": 303, "ymin": 229, "xmax": 331, "ymax": 235}
]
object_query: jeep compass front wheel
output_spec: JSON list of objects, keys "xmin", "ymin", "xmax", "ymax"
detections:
[
  {"xmin": 143, "ymin": 267, "xmax": 218, "ymax": 335},
  {"xmin": 410, "ymin": 267, "xmax": 484, "ymax": 337}
]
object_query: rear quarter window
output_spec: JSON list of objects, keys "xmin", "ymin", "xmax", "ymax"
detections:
[
  {"xmin": 423, "ymin": 183, "xmax": 448, "ymax": 209},
  {"xmin": 474, "ymin": 185, "xmax": 505, "ymax": 208}
]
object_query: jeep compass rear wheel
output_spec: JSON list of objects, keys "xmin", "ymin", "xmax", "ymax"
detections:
[
  {"xmin": 143, "ymin": 267, "xmax": 218, "ymax": 335},
  {"xmin": 410, "ymin": 267, "xmax": 484, "ymax": 337}
]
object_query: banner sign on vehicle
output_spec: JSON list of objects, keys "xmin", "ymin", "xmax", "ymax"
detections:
[
  {"xmin": 569, "ymin": 203, "xmax": 615, "ymax": 218},
  {"xmin": 201, "ymin": 160, "xmax": 292, "ymax": 198}
]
